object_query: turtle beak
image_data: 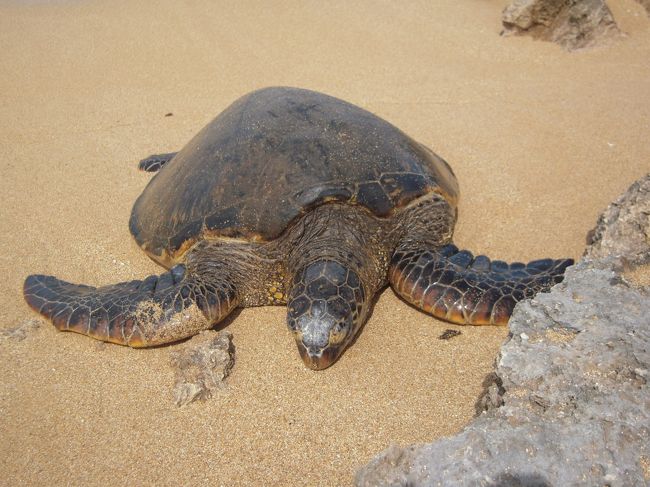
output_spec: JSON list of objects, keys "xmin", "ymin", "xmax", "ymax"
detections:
[{"xmin": 295, "ymin": 341, "xmax": 340, "ymax": 370}]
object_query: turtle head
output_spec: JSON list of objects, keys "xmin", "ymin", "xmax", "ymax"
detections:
[{"xmin": 287, "ymin": 260, "xmax": 365, "ymax": 370}]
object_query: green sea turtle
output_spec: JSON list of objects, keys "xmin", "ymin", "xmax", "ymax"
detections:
[{"xmin": 23, "ymin": 87, "xmax": 573, "ymax": 370}]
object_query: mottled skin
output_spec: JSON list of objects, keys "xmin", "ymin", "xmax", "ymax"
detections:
[{"xmin": 23, "ymin": 87, "xmax": 573, "ymax": 370}]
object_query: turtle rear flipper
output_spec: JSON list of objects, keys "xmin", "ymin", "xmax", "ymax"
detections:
[
  {"xmin": 389, "ymin": 244, "xmax": 573, "ymax": 325},
  {"xmin": 138, "ymin": 152, "xmax": 177, "ymax": 172},
  {"xmin": 23, "ymin": 265, "xmax": 237, "ymax": 347}
]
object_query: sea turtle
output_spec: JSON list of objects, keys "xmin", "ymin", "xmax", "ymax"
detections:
[{"xmin": 23, "ymin": 87, "xmax": 573, "ymax": 370}]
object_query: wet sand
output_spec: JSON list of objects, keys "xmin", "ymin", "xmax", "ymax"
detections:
[{"xmin": 1, "ymin": 1, "xmax": 649, "ymax": 485}]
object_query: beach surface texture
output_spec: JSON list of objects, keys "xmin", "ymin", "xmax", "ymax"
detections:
[{"xmin": 1, "ymin": 1, "xmax": 649, "ymax": 485}]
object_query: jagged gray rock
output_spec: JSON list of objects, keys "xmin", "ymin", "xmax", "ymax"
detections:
[
  {"xmin": 170, "ymin": 330, "xmax": 235, "ymax": 406},
  {"xmin": 356, "ymin": 174, "xmax": 650, "ymax": 487},
  {"xmin": 585, "ymin": 173, "xmax": 650, "ymax": 260},
  {"xmin": 502, "ymin": 0, "xmax": 621, "ymax": 51},
  {"xmin": 357, "ymin": 258, "xmax": 650, "ymax": 486}
]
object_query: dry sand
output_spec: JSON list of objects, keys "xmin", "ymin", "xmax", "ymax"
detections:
[{"xmin": 1, "ymin": 0, "xmax": 649, "ymax": 485}]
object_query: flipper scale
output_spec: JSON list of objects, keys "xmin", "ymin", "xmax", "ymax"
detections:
[
  {"xmin": 390, "ymin": 245, "xmax": 573, "ymax": 325},
  {"xmin": 23, "ymin": 265, "xmax": 238, "ymax": 347}
]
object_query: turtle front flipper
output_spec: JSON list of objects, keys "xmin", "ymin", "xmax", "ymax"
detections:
[
  {"xmin": 23, "ymin": 264, "xmax": 238, "ymax": 347},
  {"xmin": 389, "ymin": 244, "xmax": 573, "ymax": 325},
  {"xmin": 138, "ymin": 152, "xmax": 178, "ymax": 172}
]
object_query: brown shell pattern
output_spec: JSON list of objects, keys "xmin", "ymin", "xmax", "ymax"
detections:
[{"xmin": 129, "ymin": 87, "xmax": 459, "ymax": 264}]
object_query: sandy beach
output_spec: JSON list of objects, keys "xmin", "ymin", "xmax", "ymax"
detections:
[{"xmin": 1, "ymin": 0, "xmax": 649, "ymax": 485}]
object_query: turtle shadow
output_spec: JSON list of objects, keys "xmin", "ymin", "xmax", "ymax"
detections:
[{"xmin": 211, "ymin": 307, "xmax": 243, "ymax": 332}]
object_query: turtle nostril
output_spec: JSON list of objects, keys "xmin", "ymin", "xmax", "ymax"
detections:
[{"xmin": 304, "ymin": 343, "xmax": 323, "ymax": 357}]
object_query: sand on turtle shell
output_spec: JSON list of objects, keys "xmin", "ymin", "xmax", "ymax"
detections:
[{"xmin": 1, "ymin": 1, "xmax": 649, "ymax": 485}]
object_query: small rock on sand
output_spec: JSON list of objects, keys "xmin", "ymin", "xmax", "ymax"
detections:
[
  {"xmin": 0, "ymin": 318, "xmax": 41, "ymax": 341},
  {"xmin": 170, "ymin": 330, "xmax": 235, "ymax": 406},
  {"xmin": 502, "ymin": 0, "xmax": 621, "ymax": 51}
]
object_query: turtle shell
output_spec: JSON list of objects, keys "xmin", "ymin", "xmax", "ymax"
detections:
[{"xmin": 129, "ymin": 87, "xmax": 459, "ymax": 265}]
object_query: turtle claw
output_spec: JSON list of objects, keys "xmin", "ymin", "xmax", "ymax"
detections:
[{"xmin": 138, "ymin": 152, "xmax": 178, "ymax": 172}]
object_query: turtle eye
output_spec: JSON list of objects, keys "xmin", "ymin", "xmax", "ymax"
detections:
[
  {"xmin": 287, "ymin": 318, "xmax": 300, "ymax": 332},
  {"xmin": 328, "ymin": 322, "xmax": 348, "ymax": 346}
]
